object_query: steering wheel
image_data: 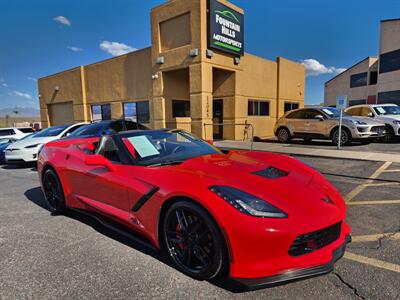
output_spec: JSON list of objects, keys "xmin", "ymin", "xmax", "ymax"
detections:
[{"xmin": 171, "ymin": 145, "xmax": 185, "ymax": 154}]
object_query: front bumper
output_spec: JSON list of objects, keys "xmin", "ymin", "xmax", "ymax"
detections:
[
  {"xmin": 5, "ymin": 148, "xmax": 38, "ymax": 164},
  {"xmin": 351, "ymin": 125, "xmax": 386, "ymax": 139},
  {"xmin": 233, "ymin": 235, "xmax": 351, "ymax": 290}
]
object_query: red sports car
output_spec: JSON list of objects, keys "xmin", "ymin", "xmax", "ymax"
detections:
[{"xmin": 37, "ymin": 129, "xmax": 351, "ymax": 289}]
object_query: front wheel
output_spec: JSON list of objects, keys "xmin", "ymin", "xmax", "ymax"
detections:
[
  {"xmin": 276, "ymin": 127, "xmax": 291, "ymax": 143},
  {"xmin": 383, "ymin": 125, "xmax": 395, "ymax": 142},
  {"xmin": 42, "ymin": 169, "xmax": 66, "ymax": 214},
  {"xmin": 332, "ymin": 128, "xmax": 351, "ymax": 146},
  {"xmin": 162, "ymin": 201, "xmax": 227, "ymax": 281}
]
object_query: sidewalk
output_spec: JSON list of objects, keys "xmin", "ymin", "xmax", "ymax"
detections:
[{"xmin": 214, "ymin": 140, "xmax": 400, "ymax": 163}]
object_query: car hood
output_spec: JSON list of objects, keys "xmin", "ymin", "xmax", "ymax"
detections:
[
  {"xmin": 169, "ymin": 151, "xmax": 315, "ymax": 199},
  {"xmin": 7, "ymin": 136, "xmax": 58, "ymax": 149},
  {"xmin": 376, "ymin": 115, "xmax": 400, "ymax": 122},
  {"xmin": 341, "ymin": 116, "xmax": 384, "ymax": 125}
]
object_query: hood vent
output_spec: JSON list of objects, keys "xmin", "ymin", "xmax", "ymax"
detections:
[{"xmin": 252, "ymin": 166, "xmax": 289, "ymax": 179}]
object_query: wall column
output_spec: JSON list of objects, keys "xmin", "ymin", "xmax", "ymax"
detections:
[{"xmin": 189, "ymin": 63, "xmax": 213, "ymax": 140}]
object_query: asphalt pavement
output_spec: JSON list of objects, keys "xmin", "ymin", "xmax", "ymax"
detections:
[{"xmin": 0, "ymin": 158, "xmax": 399, "ymax": 299}]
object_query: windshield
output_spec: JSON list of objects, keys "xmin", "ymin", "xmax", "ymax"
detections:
[
  {"xmin": 34, "ymin": 125, "xmax": 69, "ymax": 137},
  {"xmin": 373, "ymin": 105, "xmax": 400, "ymax": 115},
  {"xmin": 321, "ymin": 107, "xmax": 350, "ymax": 118},
  {"xmin": 117, "ymin": 130, "xmax": 221, "ymax": 166},
  {"xmin": 0, "ymin": 138, "xmax": 12, "ymax": 145},
  {"xmin": 69, "ymin": 123, "xmax": 104, "ymax": 137}
]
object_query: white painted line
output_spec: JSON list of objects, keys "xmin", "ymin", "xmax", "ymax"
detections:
[
  {"xmin": 352, "ymin": 232, "xmax": 400, "ymax": 243},
  {"xmin": 347, "ymin": 200, "xmax": 400, "ymax": 205}
]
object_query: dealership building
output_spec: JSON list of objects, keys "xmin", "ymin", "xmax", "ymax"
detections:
[
  {"xmin": 38, "ymin": 0, "xmax": 305, "ymax": 140},
  {"xmin": 325, "ymin": 19, "xmax": 400, "ymax": 107}
]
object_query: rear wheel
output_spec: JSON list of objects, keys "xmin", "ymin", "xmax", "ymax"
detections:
[
  {"xmin": 162, "ymin": 201, "xmax": 227, "ymax": 280},
  {"xmin": 276, "ymin": 127, "xmax": 291, "ymax": 143},
  {"xmin": 332, "ymin": 128, "xmax": 351, "ymax": 146},
  {"xmin": 42, "ymin": 169, "xmax": 66, "ymax": 214}
]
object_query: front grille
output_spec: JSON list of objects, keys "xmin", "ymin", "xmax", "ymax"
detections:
[
  {"xmin": 289, "ymin": 222, "xmax": 341, "ymax": 257},
  {"xmin": 252, "ymin": 166, "xmax": 289, "ymax": 179},
  {"xmin": 371, "ymin": 126, "xmax": 386, "ymax": 133}
]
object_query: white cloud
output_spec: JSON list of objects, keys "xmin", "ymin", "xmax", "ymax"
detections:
[
  {"xmin": 12, "ymin": 91, "xmax": 32, "ymax": 99},
  {"xmin": 2, "ymin": 83, "xmax": 8, "ymax": 87},
  {"xmin": 27, "ymin": 77, "xmax": 37, "ymax": 82},
  {"xmin": 100, "ymin": 40, "xmax": 136, "ymax": 56},
  {"xmin": 53, "ymin": 16, "xmax": 71, "ymax": 26},
  {"xmin": 300, "ymin": 59, "xmax": 346, "ymax": 76},
  {"xmin": 67, "ymin": 46, "xmax": 83, "ymax": 52}
]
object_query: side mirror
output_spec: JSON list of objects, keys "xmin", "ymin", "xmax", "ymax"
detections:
[
  {"xmin": 315, "ymin": 115, "xmax": 324, "ymax": 121},
  {"xmin": 367, "ymin": 112, "xmax": 374, "ymax": 117},
  {"xmin": 206, "ymin": 139, "xmax": 214, "ymax": 145},
  {"xmin": 85, "ymin": 154, "xmax": 116, "ymax": 172}
]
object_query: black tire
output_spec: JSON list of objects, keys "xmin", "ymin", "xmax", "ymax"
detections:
[
  {"xmin": 162, "ymin": 200, "xmax": 227, "ymax": 281},
  {"xmin": 331, "ymin": 127, "xmax": 351, "ymax": 146},
  {"xmin": 383, "ymin": 125, "xmax": 395, "ymax": 143},
  {"xmin": 42, "ymin": 169, "xmax": 66, "ymax": 214},
  {"xmin": 276, "ymin": 127, "xmax": 291, "ymax": 143}
]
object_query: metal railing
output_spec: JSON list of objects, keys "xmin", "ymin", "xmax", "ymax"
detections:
[{"xmin": 204, "ymin": 122, "xmax": 254, "ymax": 150}]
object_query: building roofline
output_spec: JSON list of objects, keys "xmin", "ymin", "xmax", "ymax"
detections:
[
  {"xmin": 324, "ymin": 56, "xmax": 377, "ymax": 85},
  {"xmin": 381, "ymin": 18, "xmax": 400, "ymax": 23}
]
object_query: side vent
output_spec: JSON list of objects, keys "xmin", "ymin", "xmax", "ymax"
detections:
[{"xmin": 252, "ymin": 166, "xmax": 289, "ymax": 179}]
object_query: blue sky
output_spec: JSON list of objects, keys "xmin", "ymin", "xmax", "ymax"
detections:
[{"xmin": 1, "ymin": 0, "xmax": 399, "ymax": 111}]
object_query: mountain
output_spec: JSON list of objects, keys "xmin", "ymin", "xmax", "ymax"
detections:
[{"xmin": 0, "ymin": 106, "xmax": 40, "ymax": 117}]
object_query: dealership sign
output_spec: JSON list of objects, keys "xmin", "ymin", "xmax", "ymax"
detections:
[{"xmin": 208, "ymin": 0, "xmax": 244, "ymax": 56}]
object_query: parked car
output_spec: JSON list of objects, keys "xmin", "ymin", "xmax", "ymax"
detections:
[
  {"xmin": 0, "ymin": 127, "xmax": 34, "ymax": 140},
  {"xmin": 4, "ymin": 123, "xmax": 86, "ymax": 164},
  {"xmin": 274, "ymin": 107, "xmax": 386, "ymax": 145},
  {"xmin": 66, "ymin": 119, "xmax": 148, "ymax": 139},
  {"xmin": 38, "ymin": 129, "xmax": 351, "ymax": 289},
  {"xmin": 345, "ymin": 104, "xmax": 400, "ymax": 141},
  {"xmin": 0, "ymin": 137, "xmax": 17, "ymax": 164}
]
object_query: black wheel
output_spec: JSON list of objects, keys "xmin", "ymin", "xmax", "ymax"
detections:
[
  {"xmin": 42, "ymin": 169, "xmax": 66, "ymax": 214},
  {"xmin": 383, "ymin": 125, "xmax": 394, "ymax": 143},
  {"xmin": 331, "ymin": 128, "xmax": 351, "ymax": 146},
  {"xmin": 162, "ymin": 201, "xmax": 227, "ymax": 280},
  {"xmin": 276, "ymin": 127, "xmax": 291, "ymax": 143}
]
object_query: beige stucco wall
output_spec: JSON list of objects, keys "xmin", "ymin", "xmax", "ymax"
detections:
[{"xmin": 39, "ymin": 0, "xmax": 305, "ymax": 140}]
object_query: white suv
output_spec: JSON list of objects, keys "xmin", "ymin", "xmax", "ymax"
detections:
[
  {"xmin": 345, "ymin": 104, "xmax": 400, "ymax": 141},
  {"xmin": 0, "ymin": 127, "xmax": 34, "ymax": 140}
]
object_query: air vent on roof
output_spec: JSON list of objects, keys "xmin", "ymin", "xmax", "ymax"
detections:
[{"xmin": 252, "ymin": 166, "xmax": 289, "ymax": 179}]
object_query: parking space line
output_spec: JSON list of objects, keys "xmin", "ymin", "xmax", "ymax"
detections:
[
  {"xmin": 344, "ymin": 252, "xmax": 400, "ymax": 273},
  {"xmin": 382, "ymin": 169, "xmax": 400, "ymax": 173},
  {"xmin": 365, "ymin": 182, "xmax": 400, "ymax": 187},
  {"xmin": 352, "ymin": 232, "xmax": 400, "ymax": 243},
  {"xmin": 347, "ymin": 200, "xmax": 400, "ymax": 205},
  {"xmin": 345, "ymin": 162, "xmax": 392, "ymax": 202}
]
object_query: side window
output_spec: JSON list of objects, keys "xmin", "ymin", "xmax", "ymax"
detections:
[
  {"xmin": 286, "ymin": 110, "xmax": 305, "ymax": 119},
  {"xmin": 108, "ymin": 121, "xmax": 124, "ymax": 133},
  {"xmin": 360, "ymin": 107, "xmax": 373, "ymax": 117},
  {"xmin": 0, "ymin": 129, "xmax": 15, "ymax": 136},
  {"xmin": 346, "ymin": 107, "xmax": 362, "ymax": 116},
  {"xmin": 303, "ymin": 109, "xmax": 322, "ymax": 119}
]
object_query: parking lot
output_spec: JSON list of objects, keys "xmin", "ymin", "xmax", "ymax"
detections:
[{"xmin": 0, "ymin": 155, "xmax": 398, "ymax": 300}]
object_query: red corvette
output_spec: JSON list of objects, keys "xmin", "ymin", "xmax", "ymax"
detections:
[{"xmin": 37, "ymin": 129, "xmax": 351, "ymax": 289}]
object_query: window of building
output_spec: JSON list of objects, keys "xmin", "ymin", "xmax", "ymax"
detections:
[
  {"xmin": 248, "ymin": 100, "xmax": 270, "ymax": 116},
  {"xmin": 124, "ymin": 101, "xmax": 150, "ymax": 123},
  {"xmin": 349, "ymin": 99, "xmax": 367, "ymax": 106},
  {"xmin": 92, "ymin": 104, "xmax": 111, "ymax": 121},
  {"xmin": 350, "ymin": 72, "xmax": 368, "ymax": 88},
  {"xmin": 284, "ymin": 102, "xmax": 299, "ymax": 113},
  {"xmin": 378, "ymin": 90, "xmax": 400, "ymax": 105},
  {"xmin": 172, "ymin": 100, "xmax": 190, "ymax": 118},
  {"xmin": 369, "ymin": 71, "xmax": 378, "ymax": 85},
  {"xmin": 379, "ymin": 48, "xmax": 400, "ymax": 74}
]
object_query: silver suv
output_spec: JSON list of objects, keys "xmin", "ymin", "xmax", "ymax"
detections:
[
  {"xmin": 274, "ymin": 107, "xmax": 386, "ymax": 145},
  {"xmin": 345, "ymin": 104, "xmax": 400, "ymax": 141}
]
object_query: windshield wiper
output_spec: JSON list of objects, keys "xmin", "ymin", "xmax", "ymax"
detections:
[{"xmin": 147, "ymin": 160, "xmax": 184, "ymax": 167}]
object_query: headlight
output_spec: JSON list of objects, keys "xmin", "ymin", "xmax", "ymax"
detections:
[
  {"xmin": 25, "ymin": 143, "xmax": 43, "ymax": 149},
  {"xmin": 209, "ymin": 186, "xmax": 288, "ymax": 218},
  {"xmin": 393, "ymin": 120, "xmax": 400, "ymax": 125},
  {"xmin": 352, "ymin": 120, "xmax": 367, "ymax": 125}
]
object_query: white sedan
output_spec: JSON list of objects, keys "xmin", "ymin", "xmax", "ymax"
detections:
[{"xmin": 5, "ymin": 123, "xmax": 86, "ymax": 164}]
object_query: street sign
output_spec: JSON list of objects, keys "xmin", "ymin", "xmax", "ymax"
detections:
[{"xmin": 336, "ymin": 95, "xmax": 348, "ymax": 110}]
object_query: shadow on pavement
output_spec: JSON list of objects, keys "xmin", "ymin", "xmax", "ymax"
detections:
[
  {"xmin": 2, "ymin": 162, "xmax": 37, "ymax": 170},
  {"xmin": 23, "ymin": 186, "xmax": 248, "ymax": 293}
]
